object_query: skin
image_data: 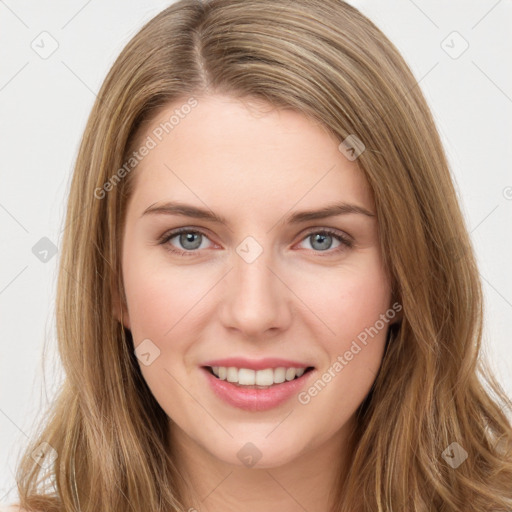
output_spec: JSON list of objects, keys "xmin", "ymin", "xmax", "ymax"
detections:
[{"xmin": 114, "ymin": 94, "xmax": 394, "ymax": 512}]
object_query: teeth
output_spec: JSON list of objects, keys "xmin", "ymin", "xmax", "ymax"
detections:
[
  {"xmin": 274, "ymin": 367, "xmax": 286, "ymax": 383},
  {"xmin": 210, "ymin": 366, "xmax": 309, "ymax": 386},
  {"xmin": 238, "ymin": 368, "xmax": 256, "ymax": 385},
  {"xmin": 226, "ymin": 367, "xmax": 238, "ymax": 382},
  {"xmin": 285, "ymin": 368, "xmax": 295, "ymax": 381},
  {"xmin": 256, "ymin": 368, "xmax": 274, "ymax": 386}
]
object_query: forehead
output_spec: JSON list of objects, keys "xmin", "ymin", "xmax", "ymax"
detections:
[{"xmin": 127, "ymin": 94, "xmax": 373, "ymax": 218}]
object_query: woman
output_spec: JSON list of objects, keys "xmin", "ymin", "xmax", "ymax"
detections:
[{"xmin": 10, "ymin": 0, "xmax": 512, "ymax": 510}]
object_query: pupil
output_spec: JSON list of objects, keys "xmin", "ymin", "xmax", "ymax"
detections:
[
  {"xmin": 312, "ymin": 233, "xmax": 332, "ymax": 251},
  {"xmin": 180, "ymin": 232, "xmax": 202, "ymax": 250}
]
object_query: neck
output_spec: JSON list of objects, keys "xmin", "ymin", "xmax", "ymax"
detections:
[{"xmin": 168, "ymin": 416, "xmax": 357, "ymax": 512}]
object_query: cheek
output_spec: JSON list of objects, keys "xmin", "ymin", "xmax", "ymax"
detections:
[
  {"xmin": 297, "ymin": 263, "xmax": 391, "ymax": 412},
  {"xmin": 295, "ymin": 258, "xmax": 391, "ymax": 386},
  {"xmin": 335, "ymin": 277, "xmax": 390, "ymax": 342},
  {"xmin": 122, "ymin": 249, "xmax": 206, "ymax": 339},
  {"xmin": 122, "ymin": 256, "xmax": 203, "ymax": 402},
  {"xmin": 295, "ymin": 258, "xmax": 391, "ymax": 343}
]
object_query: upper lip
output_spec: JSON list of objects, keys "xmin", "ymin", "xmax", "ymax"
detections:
[{"xmin": 201, "ymin": 357, "xmax": 314, "ymax": 371}]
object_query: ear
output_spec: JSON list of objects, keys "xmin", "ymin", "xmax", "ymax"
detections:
[{"xmin": 112, "ymin": 277, "xmax": 131, "ymax": 330}]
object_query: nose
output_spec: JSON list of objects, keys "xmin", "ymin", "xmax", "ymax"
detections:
[{"xmin": 218, "ymin": 246, "xmax": 293, "ymax": 338}]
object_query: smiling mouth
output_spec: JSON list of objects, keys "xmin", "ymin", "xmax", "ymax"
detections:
[{"xmin": 203, "ymin": 365, "xmax": 315, "ymax": 388}]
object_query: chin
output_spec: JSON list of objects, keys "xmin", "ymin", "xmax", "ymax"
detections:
[{"xmin": 206, "ymin": 433, "xmax": 307, "ymax": 469}]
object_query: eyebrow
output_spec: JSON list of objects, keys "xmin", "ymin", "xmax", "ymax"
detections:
[{"xmin": 140, "ymin": 200, "xmax": 375, "ymax": 225}]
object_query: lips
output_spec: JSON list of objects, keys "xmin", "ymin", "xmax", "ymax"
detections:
[
  {"xmin": 201, "ymin": 357, "xmax": 313, "ymax": 371},
  {"xmin": 200, "ymin": 357, "xmax": 316, "ymax": 411}
]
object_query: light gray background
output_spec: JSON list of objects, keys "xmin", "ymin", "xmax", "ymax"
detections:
[{"xmin": 1, "ymin": 0, "xmax": 511, "ymax": 505}]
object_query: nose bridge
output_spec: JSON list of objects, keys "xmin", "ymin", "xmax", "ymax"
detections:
[{"xmin": 220, "ymin": 236, "xmax": 290, "ymax": 335}]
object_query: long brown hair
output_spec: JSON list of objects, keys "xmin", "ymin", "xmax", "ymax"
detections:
[{"xmin": 14, "ymin": 1, "xmax": 512, "ymax": 510}]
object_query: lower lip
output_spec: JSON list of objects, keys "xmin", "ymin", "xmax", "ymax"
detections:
[{"xmin": 201, "ymin": 367, "xmax": 315, "ymax": 412}]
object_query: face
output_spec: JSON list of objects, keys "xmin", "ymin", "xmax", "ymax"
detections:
[{"xmin": 115, "ymin": 93, "xmax": 394, "ymax": 469}]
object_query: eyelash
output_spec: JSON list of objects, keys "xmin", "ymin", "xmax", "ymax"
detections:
[{"xmin": 157, "ymin": 227, "xmax": 353, "ymax": 257}]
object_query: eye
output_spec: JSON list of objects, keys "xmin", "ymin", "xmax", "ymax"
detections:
[
  {"xmin": 157, "ymin": 227, "xmax": 353, "ymax": 257},
  {"xmin": 158, "ymin": 228, "xmax": 215, "ymax": 256},
  {"xmin": 297, "ymin": 229, "xmax": 353, "ymax": 254}
]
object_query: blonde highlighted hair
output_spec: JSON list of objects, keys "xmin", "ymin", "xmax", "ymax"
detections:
[{"xmin": 14, "ymin": 1, "xmax": 512, "ymax": 511}]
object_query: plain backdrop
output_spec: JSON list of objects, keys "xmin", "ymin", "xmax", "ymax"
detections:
[{"xmin": 1, "ymin": 0, "xmax": 511, "ymax": 504}]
